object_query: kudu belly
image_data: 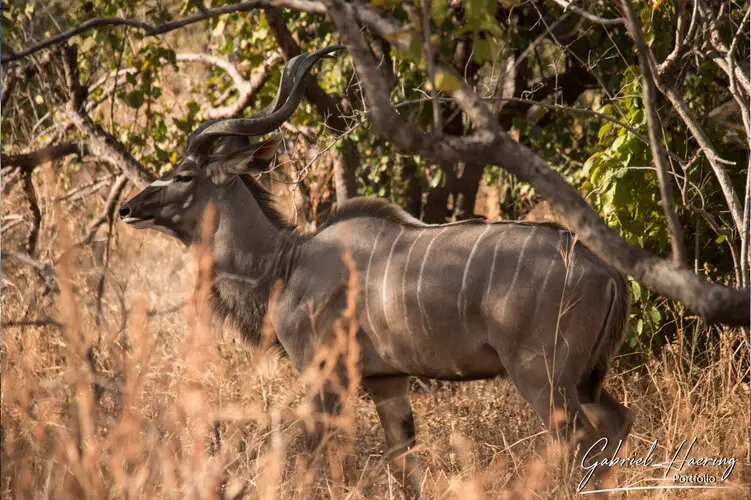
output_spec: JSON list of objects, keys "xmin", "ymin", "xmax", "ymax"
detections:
[{"xmin": 355, "ymin": 223, "xmax": 595, "ymax": 379}]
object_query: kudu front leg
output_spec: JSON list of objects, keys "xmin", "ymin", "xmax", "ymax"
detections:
[
  {"xmin": 300, "ymin": 380, "xmax": 357, "ymax": 495},
  {"xmin": 363, "ymin": 376, "xmax": 422, "ymax": 499}
]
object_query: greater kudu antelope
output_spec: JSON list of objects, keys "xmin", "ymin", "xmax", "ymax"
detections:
[{"xmin": 120, "ymin": 46, "xmax": 633, "ymax": 496}]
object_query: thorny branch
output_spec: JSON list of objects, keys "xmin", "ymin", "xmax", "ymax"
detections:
[{"xmin": 323, "ymin": 0, "xmax": 748, "ymax": 326}]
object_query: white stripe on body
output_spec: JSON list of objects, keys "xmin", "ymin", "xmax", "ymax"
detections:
[
  {"xmin": 458, "ymin": 224, "xmax": 492, "ymax": 333},
  {"xmin": 365, "ymin": 221, "xmax": 387, "ymax": 338},
  {"xmin": 565, "ymin": 237, "xmax": 577, "ymax": 288},
  {"xmin": 401, "ymin": 229, "xmax": 426, "ymax": 338},
  {"xmin": 484, "ymin": 238, "xmax": 501, "ymax": 307},
  {"xmin": 534, "ymin": 231, "xmax": 566, "ymax": 317},
  {"xmin": 417, "ymin": 227, "xmax": 449, "ymax": 338},
  {"xmin": 501, "ymin": 227, "xmax": 538, "ymax": 316},
  {"xmin": 381, "ymin": 226, "xmax": 404, "ymax": 335}
]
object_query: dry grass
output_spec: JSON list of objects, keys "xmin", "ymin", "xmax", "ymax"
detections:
[{"xmin": 2, "ymin": 170, "xmax": 750, "ymax": 500}]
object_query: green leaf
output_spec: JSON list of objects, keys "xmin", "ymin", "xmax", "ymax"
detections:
[
  {"xmin": 465, "ymin": 0, "xmax": 496, "ymax": 22},
  {"xmin": 630, "ymin": 280, "xmax": 642, "ymax": 302},
  {"xmin": 431, "ymin": 0, "xmax": 449, "ymax": 24},
  {"xmin": 611, "ymin": 134, "xmax": 627, "ymax": 151},
  {"xmin": 473, "ymin": 36, "xmax": 491, "ymax": 64},
  {"xmin": 122, "ymin": 90, "xmax": 144, "ymax": 108},
  {"xmin": 598, "ymin": 122, "xmax": 613, "ymax": 140},
  {"xmin": 430, "ymin": 169, "xmax": 443, "ymax": 188},
  {"xmin": 648, "ymin": 305, "xmax": 661, "ymax": 324},
  {"xmin": 433, "ymin": 70, "xmax": 463, "ymax": 92}
]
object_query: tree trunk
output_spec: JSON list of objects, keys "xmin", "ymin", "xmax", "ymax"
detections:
[
  {"xmin": 423, "ymin": 162, "xmax": 457, "ymax": 224},
  {"xmin": 453, "ymin": 162, "xmax": 483, "ymax": 220}
]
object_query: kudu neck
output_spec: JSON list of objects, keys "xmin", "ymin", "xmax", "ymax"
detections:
[{"xmin": 210, "ymin": 180, "xmax": 296, "ymax": 283}]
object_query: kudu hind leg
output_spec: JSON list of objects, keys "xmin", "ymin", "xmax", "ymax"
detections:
[
  {"xmin": 362, "ymin": 376, "xmax": 422, "ymax": 499},
  {"xmin": 577, "ymin": 384, "xmax": 633, "ymax": 490},
  {"xmin": 580, "ymin": 388, "xmax": 634, "ymax": 456},
  {"xmin": 506, "ymin": 363, "xmax": 600, "ymax": 469}
]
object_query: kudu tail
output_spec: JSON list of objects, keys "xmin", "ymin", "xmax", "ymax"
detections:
[{"xmin": 584, "ymin": 272, "xmax": 630, "ymax": 401}]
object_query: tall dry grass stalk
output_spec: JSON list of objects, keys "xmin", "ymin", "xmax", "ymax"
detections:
[{"xmin": 2, "ymin": 184, "xmax": 749, "ymax": 499}]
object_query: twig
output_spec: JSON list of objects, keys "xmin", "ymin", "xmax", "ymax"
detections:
[
  {"xmin": 3, "ymin": 0, "xmax": 326, "ymax": 64},
  {"xmin": 61, "ymin": 45, "xmax": 153, "ymax": 189},
  {"xmin": 77, "ymin": 176, "xmax": 128, "ymax": 246},
  {"xmin": 1, "ymin": 318, "xmax": 62, "ymax": 329},
  {"xmin": 1, "ymin": 250, "xmax": 57, "ymax": 292},
  {"xmin": 1, "ymin": 217, "xmax": 25, "ymax": 234},
  {"xmin": 686, "ymin": 202, "xmax": 742, "ymax": 286},
  {"xmin": 657, "ymin": 0, "xmax": 697, "ymax": 76},
  {"xmin": 551, "ymin": 0, "xmax": 626, "ymax": 26},
  {"xmin": 621, "ymin": 0, "xmax": 686, "ymax": 266},
  {"xmin": 55, "ymin": 174, "xmax": 115, "ymax": 203},
  {"xmin": 698, "ymin": 0, "xmax": 750, "ymax": 95},
  {"xmin": 147, "ymin": 301, "xmax": 187, "ymax": 318},
  {"xmin": 94, "ymin": 176, "xmax": 128, "ymax": 324},
  {"xmin": 2, "ymin": 71, "xmax": 17, "ymax": 102},
  {"xmin": 176, "ymin": 51, "xmax": 280, "ymax": 118},
  {"xmin": 419, "ymin": 0, "xmax": 442, "ymax": 134},
  {"xmin": 1, "ymin": 142, "xmax": 89, "ymax": 172}
]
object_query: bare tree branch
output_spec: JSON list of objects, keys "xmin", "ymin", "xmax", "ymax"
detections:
[
  {"xmin": 621, "ymin": 0, "xmax": 686, "ymax": 266},
  {"xmin": 551, "ymin": 0, "xmax": 626, "ymax": 26},
  {"xmin": 77, "ymin": 176, "xmax": 128, "ymax": 246},
  {"xmin": 61, "ymin": 46, "xmax": 153, "ymax": 189},
  {"xmin": 657, "ymin": 0, "xmax": 698, "ymax": 76},
  {"xmin": 2, "ymin": 0, "xmax": 326, "ymax": 64},
  {"xmin": 2, "ymin": 71, "xmax": 17, "ymax": 103},
  {"xmin": 21, "ymin": 171, "xmax": 41, "ymax": 257},
  {"xmin": 1, "ymin": 319, "xmax": 63, "ymax": 329},
  {"xmin": 176, "ymin": 52, "xmax": 280, "ymax": 119},
  {"xmin": 265, "ymin": 5, "xmax": 359, "ymax": 202},
  {"xmin": 2, "ymin": 142, "xmax": 89, "ymax": 172},
  {"xmin": 1, "ymin": 250, "xmax": 57, "ymax": 292},
  {"xmin": 698, "ymin": 0, "xmax": 751, "ymax": 96},
  {"xmin": 397, "ymin": 95, "xmax": 686, "ymax": 164},
  {"xmin": 323, "ymin": 0, "xmax": 748, "ymax": 326}
]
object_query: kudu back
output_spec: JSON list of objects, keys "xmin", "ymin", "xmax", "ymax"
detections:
[{"xmin": 120, "ymin": 46, "xmax": 633, "ymax": 496}]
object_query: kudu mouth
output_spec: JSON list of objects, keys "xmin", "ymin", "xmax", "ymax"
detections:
[{"xmin": 119, "ymin": 204, "xmax": 156, "ymax": 228}]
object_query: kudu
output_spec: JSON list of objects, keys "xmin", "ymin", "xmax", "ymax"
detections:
[{"xmin": 120, "ymin": 46, "xmax": 633, "ymax": 496}]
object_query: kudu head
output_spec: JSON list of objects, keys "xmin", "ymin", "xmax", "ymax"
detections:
[{"xmin": 119, "ymin": 45, "xmax": 344, "ymax": 243}]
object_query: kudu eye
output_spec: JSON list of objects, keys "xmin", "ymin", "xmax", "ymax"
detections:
[{"xmin": 174, "ymin": 174, "xmax": 194, "ymax": 183}]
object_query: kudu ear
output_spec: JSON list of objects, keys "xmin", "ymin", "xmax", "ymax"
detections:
[{"xmin": 207, "ymin": 134, "xmax": 283, "ymax": 184}]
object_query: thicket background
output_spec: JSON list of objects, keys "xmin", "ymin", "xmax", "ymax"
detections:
[{"xmin": 2, "ymin": 0, "xmax": 749, "ymax": 498}]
